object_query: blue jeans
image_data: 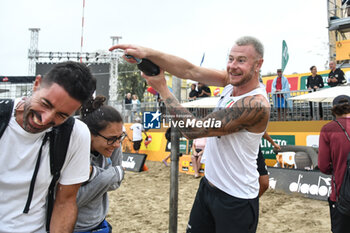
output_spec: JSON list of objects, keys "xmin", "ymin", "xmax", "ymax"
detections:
[{"xmin": 75, "ymin": 219, "xmax": 112, "ymax": 233}]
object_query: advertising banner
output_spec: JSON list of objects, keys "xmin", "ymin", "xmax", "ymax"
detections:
[{"xmin": 268, "ymin": 167, "xmax": 331, "ymax": 201}]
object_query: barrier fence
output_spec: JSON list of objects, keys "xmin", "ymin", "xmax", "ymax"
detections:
[
  {"xmin": 1, "ymin": 79, "xmax": 334, "ymax": 123},
  {"xmin": 114, "ymin": 89, "xmax": 334, "ymax": 123}
]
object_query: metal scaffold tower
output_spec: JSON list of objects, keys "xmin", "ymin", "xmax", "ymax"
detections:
[
  {"xmin": 27, "ymin": 28, "xmax": 123, "ymax": 104},
  {"xmin": 327, "ymin": 0, "xmax": 350, "ymax": 62},
  {"xmin": 109, "ymin": 36, "xmax": 122, "ymax": 106},
  {"xmin": 28, "ymin": 28, "xmax": 40, "ymax": 75}
]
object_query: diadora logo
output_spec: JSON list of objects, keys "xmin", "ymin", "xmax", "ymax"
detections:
[{"xmin": 143, "ymin": 110, "xmax": 161, "ymax": 129}]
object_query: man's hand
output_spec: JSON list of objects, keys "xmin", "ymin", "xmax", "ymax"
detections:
[
  {"xmin": 142, "ymin": 70, "xmax": 172, "ymax": 99},
  {"xmin": 109, "ymin": 44, "xmax": 227, "ymax": 87},
  {"xmin": 109, "ymin": 44, "xmax": 151, "ymax": 61}
]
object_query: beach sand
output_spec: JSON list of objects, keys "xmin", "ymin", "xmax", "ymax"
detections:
[{"xmin": 107, "ymin": 161, "xmax": 330, "ymax": 233}]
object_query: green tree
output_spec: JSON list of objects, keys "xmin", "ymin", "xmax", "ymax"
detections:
[{"xmin": 117, "ymin": 60, "xmax": 147, "ymax": 101}]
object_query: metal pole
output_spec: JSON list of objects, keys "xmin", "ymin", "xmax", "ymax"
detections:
[
  {"xmin": 109, "ymin": 36, "xmax": 122, "ymax": 106},
  {"xmin": 169, "ymin": 75, "xmax": 181, "ymax": 233}
]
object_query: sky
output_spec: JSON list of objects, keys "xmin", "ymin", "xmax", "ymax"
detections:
[{"xmin": 0, "ymin": 0, "xmax": 330, "ymax": 76}]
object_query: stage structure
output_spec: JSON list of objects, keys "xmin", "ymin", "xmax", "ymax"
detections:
[
  {"xmin": 327, "ymin": 0, "xmax": 350, "ymax": 64},
  {"xmin": 27, "ymin": 28, "xmax": 123, "ymax": 105}
]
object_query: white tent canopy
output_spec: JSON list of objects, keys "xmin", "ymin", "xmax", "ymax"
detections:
[
  {"xmin": 290, "ymin": 85, "xmax": 350, "ymax": 103},
  {"xmin": 181, "ymin": 96, "xmax": 220, "ymax": 108}
]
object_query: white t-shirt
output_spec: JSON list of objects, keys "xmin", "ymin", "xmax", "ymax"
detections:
[
  {"xmin": 0, "ymin": 100, "xmax": 90, "ymax": 233},
  {"xmin": 131, "ymin": 99, "xmax": 139, "ymax": 110},
  {"xmin": 204, "ymin": 84, "xmax": 268, "ymax": 199},
  {"xmin": 130, "ymin": 123, "xmax": 143, "ymax": 141}
]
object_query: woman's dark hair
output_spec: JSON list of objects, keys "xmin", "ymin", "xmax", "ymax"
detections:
[
  {"xmin": 80, "ymin": 95, "xmax": 123, "ymax": 135},
  {"xmin": 310, "ymin": 65, "xmax": 316, "ymax": 71},
  {"xmin": 332, "ymin": 103, "xmax": 350, "ymax": 117},
  {"xmin": 42, "ymin": 61, "xmax": 96, "ymax": 104}
]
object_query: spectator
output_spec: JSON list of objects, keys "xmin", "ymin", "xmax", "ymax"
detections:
[
  {"xmin": 132, "ymin": 94, "xmax": 141, "ymax": 116},
  {"xmin": 258, "ymin": 132, "xmax": 281, "ymax": 197},
  {"xmin": 307, "ymin": 65, "xmax": 324, "ymax": 120},
  {"xmin": 0, "ymin": 61, "xmax": 96, "ymax": 232},
  {"xmin": 188, "ymin": 83, "xmax": 199, "ymax": 101},
  {"xmin": 124, "ymin": 93, "xmax": 132, "ymax": 110},
  {"xmin": 162, "ymin": 127, "xmax": 172, "ymax": 166},
  {"xmin": 191, "ymin": 137, "xmax": 207, "ymax": 178},
  {"xmin": 318, "ymin": 94, "xmax": 350, "ymax": 233},
  {"xmin": 271, "ymin": 68, "xmax": 291, "ymax": 121},
  {"xmin": 197, "ymin": 82, "xmax": 211, "ymax": 98},
  {"xmin": 328, "ymin": 61, "xmax": 346, "ymax": 87},
  {"xmin": 74, "ymin": 95, "xmax": 125, "ymax": 232},
  {"xmin": 111, "ymin": 36, "xmax": 270, "ymax": 233},
  {"xmin": 130, "ymin": 117, "xmax": 148, "ymax": 153}
]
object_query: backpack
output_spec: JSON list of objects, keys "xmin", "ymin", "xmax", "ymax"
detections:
[
  {"xmin": 337, "ymin": 153, "xmax": 350, "ymax": 216},
  {"xmin": 334, "ymin": 119, "xmax": 350, "ymax": 216},
  {"xmin": 0, "ymin": 99, "xmax": 75, "ymax": 231}
]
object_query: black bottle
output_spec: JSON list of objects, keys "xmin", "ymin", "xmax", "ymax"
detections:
[{"xmin": 125, "ymin": 55, "xmax": 160, "ymax": 76}]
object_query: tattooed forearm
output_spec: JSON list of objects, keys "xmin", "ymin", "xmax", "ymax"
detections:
[
  {"xmin": 162, "ymin": 94, "xmax": 269, "ymax": 139},
  {"xmin": 164, "ymin": 96, "xmax": 209, "ymax": 139}
]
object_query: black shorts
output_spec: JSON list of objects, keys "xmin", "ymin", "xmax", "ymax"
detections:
[
  {"xmin": 257, "ymin": 147, "xmax": 268, "ymax": 176},
  {"xmin": 186, "ymin": 177, "xmax": 259, "ymax": 233},
  {"xmin": 195, "ymin": 149, "xmax": 202, "ymax": 153},
  {"xmin": 133, "ymin": 140, "xmax": 142, "ymax": 151}
]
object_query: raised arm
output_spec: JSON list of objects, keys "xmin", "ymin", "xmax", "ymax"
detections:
[{"xmin": 109, "ymin": 44, "xmax": 227, "ymax": 87}]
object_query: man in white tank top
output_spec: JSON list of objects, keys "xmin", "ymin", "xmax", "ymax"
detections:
[{"xmin": 112, "ymin": 36, "xmax": 270, "ymax": 233}]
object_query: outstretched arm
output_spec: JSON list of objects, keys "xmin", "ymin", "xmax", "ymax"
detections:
[{"xmin": 109, "ymin": 44, "xmax": 227, "ymax": 87}]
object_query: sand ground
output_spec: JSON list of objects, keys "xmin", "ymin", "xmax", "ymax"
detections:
[{"xmin": 107, "ymin": 161, "xmax": 330, "ymax": 233}]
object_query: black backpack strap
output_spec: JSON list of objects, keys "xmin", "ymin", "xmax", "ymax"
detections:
[
  {"xmin": 0, "ymin": 99, "xmax": 14, "ymax": 138},
  {"xmin": 46, "ymin": 117, "xmax": 75, "ymax": 231}
]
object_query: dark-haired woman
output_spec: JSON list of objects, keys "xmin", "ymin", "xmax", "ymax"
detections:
[
  {"xmin": 318, "ymin": 95, "xmax": 350, "ymax": 233},
  {"xmin": 74, "ymin": 95, "xmax": 125, "ymax": 233}
]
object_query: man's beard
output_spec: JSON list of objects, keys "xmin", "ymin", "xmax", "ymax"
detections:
[
  {"xmin": 22, "ymin": 102, "xmax": 54, "ymax": 133},
  {"xmin": 234, "ymin": 68, "xmax": 256, "ymax": 87}
]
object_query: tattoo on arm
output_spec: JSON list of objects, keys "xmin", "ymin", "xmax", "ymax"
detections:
[{"xmin": 163, "ymin": 95, "xmax": 269, "ymax": 139}]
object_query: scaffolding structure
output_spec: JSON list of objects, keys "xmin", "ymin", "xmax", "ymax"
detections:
[
  {"xmin": 28, "ymin": 28, "xmax": 40, "ymax": 76},
  {"xmin": 109, "ymin": 36, "xmax": 122, "ymax": 106},
  {"xmin": 27, "ymin": 28, "xmax": 122, "ymax": 104},
  {"xmin": 327, "ymin": 0, "xmax": 350, "ymax": 63}
]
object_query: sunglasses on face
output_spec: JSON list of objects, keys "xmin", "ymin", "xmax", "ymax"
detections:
[{"xmin": 96, "ymin": 132, "xmax": 126, "ymax": 145}]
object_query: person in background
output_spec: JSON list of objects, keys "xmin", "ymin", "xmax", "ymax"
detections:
[
  {"xmin": 188, "ymin": 83, "xmax": 199, "ymax": 101},
  {"xmin": 0, "ymin": 61, "xmax": 96, "ymax": 232},
  {"xmin": 197, "ymin": 82, "xmax": 211, "ymax": 98},
  {"xmin": 132, "ymin": 94, "xmax": 141, "ymax": 117},
  {"xmin": 318, "ymin": 95, "xmax": 350, "ymax": 233},
  {"xmin": 124, "ymin": 93, "xmax": 132, "ymax": 122},
  {"xmin": 307, "ymin": 65, "xmax": 324, "ymax": 120},
  {"xmin": 162, "ymin": 127, "xmax": 172, "ymax": 166},
  {"xmin": 258, "ymin": 132, "xmax": 281, "ymax": 197},
  {"xmin": 74, "ymin": 95, "xmax": 125, "ymax": 233},
  {"xmin": 130, "ymin": 117, "xmax": 148, "ymax": 153},
  {"xmin": 271, "ymin": 69, "xmax": 291, "ymax": 121},
  {"xmin": 191, "ymin": 137, "xmax": 207, "ymax": 178},
  {"xmin": 124, "ymin": 93, "xmax": 132, "ymax": 109},
  {"xmin": 328, "ymin": 61, "xmax": 346, "ymax": 87}
]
